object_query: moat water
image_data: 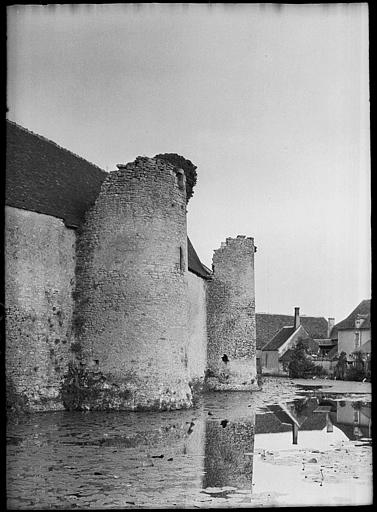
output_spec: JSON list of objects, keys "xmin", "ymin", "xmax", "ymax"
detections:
[{"xmin": 7, "ymin": 381, "xmax": 372, "ymax": 509}]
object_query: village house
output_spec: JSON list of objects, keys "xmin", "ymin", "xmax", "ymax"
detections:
[
  {"xmin": 329, "ymin": 299, "xmax": 371, "ymax": 375},
  {"xmin": 257, "ymin": 308, "xmax": 333, "ymax": 375},
  {"xmin": 261, "ymin": 307, "xmax": 314, "ymax": 374},
  {"xmin": 332, "ymin": 299, "xmax": 371, "ymax": 357}
]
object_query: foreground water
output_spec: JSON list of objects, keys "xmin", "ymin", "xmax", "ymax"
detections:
[{"xmin": 7, "ymin": 379, "xmax": 372, "ymax": 509}]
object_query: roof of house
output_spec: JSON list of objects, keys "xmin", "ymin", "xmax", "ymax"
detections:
[
  {"xmin": 262, "ymin": 326, "xmax": 296, "ymax": 351},
  {"xmin": 332, "ymin": 299, "xmax": 371, "ymax": 333},
  {"xmin": 256, "ymin": 313, "xmax": 329, "ymax": 349},
  {"xmin": 6, "ymin": 120, "xmax": 210, "ymax": 279}
]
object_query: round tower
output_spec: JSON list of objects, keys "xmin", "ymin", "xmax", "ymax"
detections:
[
  {"xmin": 70, "ymin": 156, "xmax": 192, "ymax": 410},
  {"xmin": 206, "ymin": 235, "xmax": 258, "ymax": 390}
]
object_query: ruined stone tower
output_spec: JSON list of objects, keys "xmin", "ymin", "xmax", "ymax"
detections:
[
  {"xmin": 206, "ymin": 235, "xmax": 257, "ymax": 390},
  {"xmin": 71, "ymin": 156, "xmax": 192, "ymax": 410}
]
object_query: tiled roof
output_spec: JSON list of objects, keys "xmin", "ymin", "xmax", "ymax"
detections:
[
  {"xmin": 262, "ymin": 326, "xmax": 295, "ymax": 351},
  {"xmin": 6, "ymin": 120, "xmax": 210, "ymax": 278},
  {"xmin": 256, "ymin": 313, "xmax": 329, "ymax": 349},
  {"xmin": 187, "ymin": 237, "xmax": 212, "ymax": 279},
  {"xmin": 6, "ymin": 120, "xmax": 107, "ymax": 228},
  {"xmin": 333, "ymin": 299, "xmax": 371, "ymax": 332}
]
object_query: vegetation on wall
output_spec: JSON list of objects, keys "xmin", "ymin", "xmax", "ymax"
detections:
[
  {"xmin": 60, "ymin": 362, "xmax": 133, "ymax": 411},
  {"xmin": 154, "ymin": 153, "xmax": 197, "ymax": 202}
]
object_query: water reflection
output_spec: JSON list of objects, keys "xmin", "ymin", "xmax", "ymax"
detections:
[
  {"xmin": 203, "ymin": 415, "xmax": 255, "ymax": 490},
  {"xmin": 7, "ymin": 392, "xmax": 372, "ymax": 508}
]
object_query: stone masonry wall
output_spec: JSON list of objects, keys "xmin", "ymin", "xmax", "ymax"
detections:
[
  {"xmin": 5, "ymin": 206, "xmax": 76, "ymax": 411},
  {"xmin": 71, "ymin": 157, "xmax": 192, "ymax": 410},
  {"xmin": 206, "ymin": 235, "xmax": 257, "ymax": 390},
  {"xmin": 186, "ymin": 271, "xmax": 208, "ymax": 385}
]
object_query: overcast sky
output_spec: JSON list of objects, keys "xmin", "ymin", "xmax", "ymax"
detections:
[{"xmin": 7, "ymin": 3, "xmax": 370, "ymax": 323}]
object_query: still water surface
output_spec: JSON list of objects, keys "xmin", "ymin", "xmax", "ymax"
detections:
[{"xmin": 7, "ymin": 384, "xmax": 372, "ymax": 508}]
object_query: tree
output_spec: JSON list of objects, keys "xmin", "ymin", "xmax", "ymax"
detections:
[
  {"xmin": 287, "ymin": 340, "xmax": 319, "ymax": 378},
  {"xmin": 154, "ymin": 153, "xmax": 198, "ymax": 202}
]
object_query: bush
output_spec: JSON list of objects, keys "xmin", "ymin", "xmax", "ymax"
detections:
[
  {"xmin": 288, "ymin": 340, "xmax": 320, "ymax": 378},
  {"xmin": 345, "ymin": 366, "xmax": 367, "ymax": 382},
  {"xmin": 313, "ymin": 365, "xmax": 328, "ymax": 377}
]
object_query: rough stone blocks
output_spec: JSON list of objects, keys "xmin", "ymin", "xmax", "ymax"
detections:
[{"xmin": 206, "ymin": 235, "xmax": 258, "ymax": 390}]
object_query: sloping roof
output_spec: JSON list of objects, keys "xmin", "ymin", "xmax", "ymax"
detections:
[
  {"xmin": 6, "ymin": 120, "xmax": 210, "ymax": 279},
  {"xmin": 6, "ymin": 119, "xmax": 107, "ymax": 228},
  {"xmin": 262, "ymin": 326, "xmax": 295, "ymax": 351},
  {"xmin": 256, "ymin": 313, "xmax": 329, "ymax": 349},
  {"xmin": 333, "ymin": 300, "xmax": 371, "ymax": 332},
  {"xmin": 267, "ymin": 404, "xmax": 300, "ymax": 426},
  {"xmin": 187, "ymin": 237, "xmax": 212, "ymax": 279}
]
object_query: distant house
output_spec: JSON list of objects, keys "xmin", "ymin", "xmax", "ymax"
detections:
[
  {"xmin": 332, "ymin": 299, "xmax": 371, "ymax": 359},
  {"xmin": 260, "ymin": 307, "xmax": 318, "ymax": 374},
  {"xmin": 257, "ymin": 308, "xmax": 333, "ymax": 374},
  {"xmin": 256, "ymin": 311, "xmax": 334, "ymax": 365}
]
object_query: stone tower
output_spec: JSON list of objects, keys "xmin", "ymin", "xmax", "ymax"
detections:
[
  {"xmin": 206, "ymin": 235, "xmax": 258, "ymax": 390},
  {"xmin": 70, "ymin": 156, "xmax": 192, "ymax": 410}
]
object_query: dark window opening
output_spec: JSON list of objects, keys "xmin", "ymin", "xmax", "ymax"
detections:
[
  {"xmin": 222, "ymin": 354, "xmax": 229, "ymax": 364},
  {"xmin": 177, "ymin": 171, "xmax": 185, "ymax": 190}
]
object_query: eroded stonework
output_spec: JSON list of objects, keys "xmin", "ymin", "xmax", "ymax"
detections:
[
  {"xmin": 70, "ymin": 157, "xmax": 193, "ymax": 410},
  {"xmin": 206, "ymin": 236, "xmax": 258, "ymax": 390}
]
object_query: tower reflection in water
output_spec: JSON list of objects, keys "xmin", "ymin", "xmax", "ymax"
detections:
[{"xmin": 203, "ymin": 408, "xmax": 256, "ymax": 491}]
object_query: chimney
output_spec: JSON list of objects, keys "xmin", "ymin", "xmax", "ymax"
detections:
[
  {"xmin": 327, "ymin": 317, "xmax": 335, "ymax": 338},
  {"xmin": 294, "ymin": 307, "xmax": 300, "ymax": 330}
]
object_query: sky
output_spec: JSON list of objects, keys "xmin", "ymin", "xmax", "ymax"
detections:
[{"xmin": 7, "ymin": 3, "xmax": 370, "ymax": 323}]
